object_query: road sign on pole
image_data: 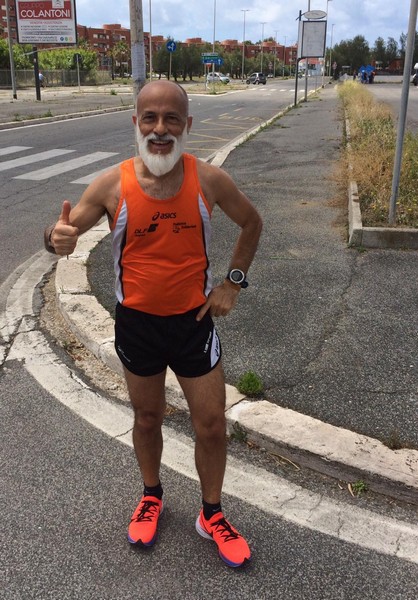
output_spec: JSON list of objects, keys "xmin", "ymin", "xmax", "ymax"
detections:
[{"xmin": 166, "ymin": 41, "xmax": 177, "ymax": 52}]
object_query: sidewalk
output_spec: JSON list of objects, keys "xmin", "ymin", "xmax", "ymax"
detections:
[
  {"xmin": 3, "ymin": 83, "xmax": 416, "ymax": 504},
  {"xmin": 0, "ymin": 85, "xmax": 134, "ymax": 128}
]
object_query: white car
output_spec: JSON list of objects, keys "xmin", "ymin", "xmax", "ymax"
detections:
[{"xmin": 206, "ymin": 72, "xmax": 230, "ymax": 84}]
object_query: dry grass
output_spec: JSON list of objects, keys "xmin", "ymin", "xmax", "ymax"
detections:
[{"xmin": 338, "ymin": 81, "xmax": 418, "ymax": 227}]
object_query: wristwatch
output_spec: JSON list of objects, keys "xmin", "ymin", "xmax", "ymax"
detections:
[{"xmin": 226, "ymin": 268, "xmax": 248, "ymax": 288}]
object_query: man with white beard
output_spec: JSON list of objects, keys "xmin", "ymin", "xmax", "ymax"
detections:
[{"xmin": 44, "ymin": 80, "xmax": 262, "ymax": 568}]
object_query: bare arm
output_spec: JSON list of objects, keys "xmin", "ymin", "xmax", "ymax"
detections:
[
  {"xmin": 196, "ymin": 162, "xmax": 263, "ymax": 320},
  {"xmin": 44, "ymin": 167, "xmax": 120, "ymax": 256}
]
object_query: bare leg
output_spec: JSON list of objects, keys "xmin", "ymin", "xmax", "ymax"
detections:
[
  {"xmin": 177, "ymin": 362, "xmax": 227, "ymax": 503},
  {"xmin": 123, "ymin": 367, "xmax": 167, "ymax": 487}
]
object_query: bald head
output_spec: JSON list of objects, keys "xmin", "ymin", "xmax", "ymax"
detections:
[{"xmin": 135, "ymin": 80, "xmax": 189, "ymax": 118}]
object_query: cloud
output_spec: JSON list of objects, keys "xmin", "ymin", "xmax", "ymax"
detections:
[{"xmin": 74, "ymin": 0, "xmax": 413, "ymax": 48}]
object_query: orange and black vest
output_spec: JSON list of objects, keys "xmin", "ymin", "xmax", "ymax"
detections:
[{"xmin": 111, "ymin": 154, "xmax": 213, "ymax": 316}]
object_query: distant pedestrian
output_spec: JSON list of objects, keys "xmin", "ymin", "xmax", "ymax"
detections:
[{"xmin": 39, "ymin": 72, "xmax": 45, "ymax": 87}]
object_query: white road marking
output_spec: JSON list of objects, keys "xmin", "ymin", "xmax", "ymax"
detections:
[
  {"xmin": 0, "ymin": 148, "xmax": 73, "ymax": 172},
  {"xmin": 71, "ymin": 162, "xmax": 121, "ymax": 185},
  {"xmin": 14, "ymin": 151, "xmax": 118, "ymax": 180},
  {"xmin": 1, "ymin": 249, "xmax": 418, "ymax": 566},
  {"xmin": 0, "ymin": 146, "xmax": 32, "ymax": 156}
]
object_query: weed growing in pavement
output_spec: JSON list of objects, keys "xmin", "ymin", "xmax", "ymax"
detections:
[
  {"xmin": 229, "ymin": 422, "xmax": 248, "ymax": 443},
  {"xmin": 13, "ymin": 110, "xmax": 53, "ymax": 121},
  {"xmin": 338, "ymin": 81, "xmax": 418, "ymax": 228},
  {"xmin": 351, "ymin": 480, "xmax": 368, "ymax": 496},
  {"xmin": 237, "ymin": 370, "xmax": 264, "ymax": 396},
  {"xmin": 110, "ymin": 89, "xmax": 117, "ymax": 95}
]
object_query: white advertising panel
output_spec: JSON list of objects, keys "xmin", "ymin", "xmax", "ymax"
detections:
[
  {"xmin": 16, "ymin": 0, "xmax": 77, "ymax": 44},
  {"xmin": 297, "ymin": 21, "xmax": 327, "ymax": 59}
]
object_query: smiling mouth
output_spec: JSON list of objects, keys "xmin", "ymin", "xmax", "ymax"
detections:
[{"xmin": 149, "ymin": 139, "xmax": 173, "ymax": 153}]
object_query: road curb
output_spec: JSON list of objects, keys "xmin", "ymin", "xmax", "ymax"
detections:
[{"xmin": 348, "ymin": 180, "xmax": 418, "ymax": 248}]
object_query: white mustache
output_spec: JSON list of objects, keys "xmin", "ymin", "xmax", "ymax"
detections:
[{"xmin": 147, "ymin": 134, "xmax": 176, "ymax": 143}]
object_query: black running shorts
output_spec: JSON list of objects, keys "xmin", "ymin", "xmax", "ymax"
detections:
[{"xmin": 114, "ymin": 303, "xmax": 222, "ymax": 377}]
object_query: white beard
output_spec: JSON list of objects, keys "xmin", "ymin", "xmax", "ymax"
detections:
[{"xmin": 136, "ymin": 128, "xmax": 187, "ymax": 177}]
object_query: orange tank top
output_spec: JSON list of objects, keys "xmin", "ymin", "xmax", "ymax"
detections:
[{"xmin": 110, "ymin": 154, "xmax": 213, "ymax": 316}]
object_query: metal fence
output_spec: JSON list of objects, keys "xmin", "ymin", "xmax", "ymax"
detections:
[{"xmin": 0, "ymin": 69, "xmax": 112, "ymax": 88}]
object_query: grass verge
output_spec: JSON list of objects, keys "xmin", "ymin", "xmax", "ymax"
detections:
[{"xmin": 338, "ymin": 81, "xmax": 418, "ymax": 228}]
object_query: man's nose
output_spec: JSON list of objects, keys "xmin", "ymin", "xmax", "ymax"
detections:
[{"xmin": 153, "ymin": 118, "xmax": 167, "ymax": 135}]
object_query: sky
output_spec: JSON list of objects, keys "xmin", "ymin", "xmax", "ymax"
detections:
[{"xmin": 74, "ymin": 0, "xmax": 416, "ymax": 49}]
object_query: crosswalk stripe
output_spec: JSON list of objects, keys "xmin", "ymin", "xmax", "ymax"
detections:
[
  {"xmin": 71, "ymin": 162, "xmax": 121, "ymax": 185},
  {"xmin": 14, "ymin": 151, "xmax": 118, "ymax": 181},
  {"xmin": 0, "ymin": 146, "xmax": 32, "ymax": 156},
  {"xmin": 0, "ymin": 149, "xmax": 73, "ymax": 172}
]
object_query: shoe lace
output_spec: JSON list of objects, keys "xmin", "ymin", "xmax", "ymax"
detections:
[
  {"xmin": 211, "ymin": 517, "xmax": 240, "ymax": 543},
  {"xmin": 131, "ymin": 500, "xmax": 159, "ymax": 523}
]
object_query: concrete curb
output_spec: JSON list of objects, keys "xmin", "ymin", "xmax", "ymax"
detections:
[
  {"xmin": 54, "ymin": 223, "xmax": 418, "ymax": 506},
  {"xmin": 348, "ymin": 180, "xmax": 418, "ymax": 248},
  {"xmin": 345, "ymin": 117, "xmax": 418, "ymax": 249}
]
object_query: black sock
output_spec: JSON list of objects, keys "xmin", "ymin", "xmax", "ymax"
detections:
[
  {"xmin": 202, "ymin": 499, "xmax": 222, "ymax": 521},
  {"xmin": 143, "ymin": 482, "xmax": 163, "ymax": 500}
]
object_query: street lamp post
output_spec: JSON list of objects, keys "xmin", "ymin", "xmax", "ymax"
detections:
[
  {"xmin": 283, "ymin": 35, "xmax": 287, "ymax": 78},
  {"xmin": 328, "ymin": 23, "xmax": 335, "ymax": 77},
  {"xmin": 241, "ymin": 9, "xmax": 249, "ymax": 81},
  {"xmin": 260, "ymin": 21, "xmax": 266, "ymax": 72},
  {"xmin": 274, "ymin": 30, "xmax": 279, "ymax": 78},
  {"xmin": 326, "ymin": 0, "xmax": 333, "ymax": 80},
  {"xmin": 149, "ymin": 0, "xmax": 152, "ymax": 81}
]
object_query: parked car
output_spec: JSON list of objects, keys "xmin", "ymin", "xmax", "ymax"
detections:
[
  {"xmin": 246, "ymin": 72, "xmax": 267, "ymax": 85},
  {"xmin": 206, "ymin": 72, "xmax": 230, "ymax": 84}
]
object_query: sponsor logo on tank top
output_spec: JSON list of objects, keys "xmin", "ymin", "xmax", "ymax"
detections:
[
  {"xmin": 173, "ymin": 221, "xmax": 197, "ymax": 234},
  {"xmin": 134, "ymin": 223, "xmax": 159, "ymax": 237}
]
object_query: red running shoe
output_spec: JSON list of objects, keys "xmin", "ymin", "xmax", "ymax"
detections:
[
  {"xmin": 128, "ymin": 495, "xmax": 163, "ymax": 547},
  {"xmin": 195, "ymin": 510, "xmax": 251, "ymax": 567}
]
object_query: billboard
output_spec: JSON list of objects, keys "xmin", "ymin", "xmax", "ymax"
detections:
[
  {"xmin": 297, "ymin": 20, "xmax": 327, "ymax": 59},
  {"xmin": 15, "ymin": 0, "xmax": 77, "ymax": 44}
]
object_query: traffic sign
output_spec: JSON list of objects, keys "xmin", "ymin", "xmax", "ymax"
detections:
[
  {"xmin": 202, "ymin": 58, "xmax": 224, "ymax": 65},
  {"xmin": 166, "ymin": 41, "xmax": 177, "ymax": 52},
  {"xmin": 201, "ymin": 52, "xmax": 218, "ymax": 58}
]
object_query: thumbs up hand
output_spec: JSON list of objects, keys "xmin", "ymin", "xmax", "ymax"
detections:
[{"xmin": 50, "ymin": 200, "xmax": 79, "ymax": 256}]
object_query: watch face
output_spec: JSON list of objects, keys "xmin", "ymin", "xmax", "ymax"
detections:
[{"xmin": 230, "ymin": 269, "xmax": 245, "ymax": 284}]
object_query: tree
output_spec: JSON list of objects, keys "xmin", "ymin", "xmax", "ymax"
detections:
[
  {"xmin": 331, "ymin": 35, "xmax": 370, "ymax": 73},
  {"xmin": 386, "ymin": 37, "xmax": 399, "ymax": 68},
  {"xmin": 0, "ymin": 38, "xmax": 9, "ymax": 69},
  {"xmin": 38, "ymin": 48, "xmax": 97, "ymax": 71},
  {"xmin": 179, "ymin": 45, "xmax": 201, "ymax": 81},
  {"xmin": 110, "ymin": 40, "xmax": 129, "ymax": 77},
  {"xmin": 372, "ymin": 37, "xmax": 386, "ymax": 68}
]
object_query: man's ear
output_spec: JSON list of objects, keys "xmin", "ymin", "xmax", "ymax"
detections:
[{"xmin": 187, "ymin": 116, "xmax": 193, "ymax": 133}]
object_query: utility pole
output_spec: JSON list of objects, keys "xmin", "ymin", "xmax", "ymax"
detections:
[
  {"xmin": 304, "ymin": 0, "xmax": 310, "ymax": 101},
  {"xmin": 129, "ymin": 0, "xmax": 146, "ymax": 107},
  {"xmin": 389, "ymin": 0, "xmax": 418, "ymax": 224},
  {"xmin": 149, "ymin": 0, "xmax": 153, "ymax": 81}
]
